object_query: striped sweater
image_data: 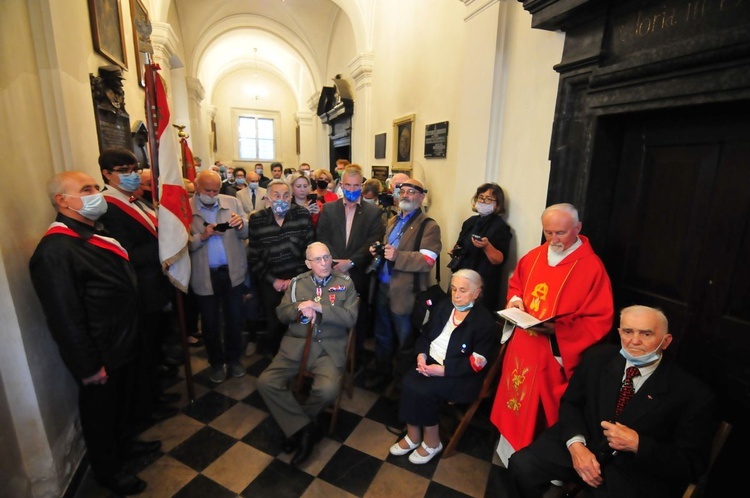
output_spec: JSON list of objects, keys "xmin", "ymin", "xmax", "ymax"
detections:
[{"xmin": 247, "ymin": 204, "xmax": 314, "ymax": 284}]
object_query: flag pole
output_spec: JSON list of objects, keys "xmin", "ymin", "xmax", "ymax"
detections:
[{"xmin": 144, "ymin": 54, "xmax": 196, "ymax": 403}]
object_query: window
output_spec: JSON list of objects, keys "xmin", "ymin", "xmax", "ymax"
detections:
[{"xmin": 236, "ymin": 114, "xmax": 276, "ymax": 161}]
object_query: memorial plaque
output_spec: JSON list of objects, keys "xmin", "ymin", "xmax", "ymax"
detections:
[
  {"xmin": 424, "ymin": 121, "xmax": 448, "ymax": 158},
  {"xmin": 90, "ymin": 66, "xmax": 133, "ymax": 152}
]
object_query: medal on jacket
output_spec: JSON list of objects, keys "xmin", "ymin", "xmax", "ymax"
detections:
[
  {"xmin": 314, "ymin": 286, "xmax": 322, "ymax": 303},
  {"xmin": 329, "ymin": 293, "xmax": 336, "ymax": 306}
]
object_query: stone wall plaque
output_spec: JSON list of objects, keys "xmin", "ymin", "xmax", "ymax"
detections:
[{"xmin": 90, "ymin": 65, "xmax": 132, "ymax": 152}]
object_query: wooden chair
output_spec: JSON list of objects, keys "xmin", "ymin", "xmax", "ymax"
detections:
[
  {"xmin": 442, "ymin": 334, "xmax": 507, "ymax": 458},
  {"xmin": 682, "ymin": 420, "xmax": 732, "ymax": 498},
  {"xmin": 294, "ymin": 324, "xmax": 357, "ymax": 434}
]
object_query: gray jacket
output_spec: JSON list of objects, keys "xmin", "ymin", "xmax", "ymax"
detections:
[{"xmin": 188, "ymin": 194, "xmax": 249, "ymax": 295}]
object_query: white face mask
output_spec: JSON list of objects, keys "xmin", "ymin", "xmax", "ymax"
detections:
[
  {"xmin": 198, "ymin": 193, "xmax": 217, "ymax": 206},
  {"xmin": 362, "ymin": 197, "xmax": 376, "ymax": 204},
  {"xmin": 476, "ymin": 202, "xmax": 496, "ymax": 216}
]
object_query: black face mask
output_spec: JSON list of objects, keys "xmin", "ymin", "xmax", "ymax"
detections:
[
  {"xmin": 317, "ymin": 180, "xmax": 329, "ymax": 190},
  {"xmin": 141, "ymin": 190, "xmax": 153, "ymax": 203}
]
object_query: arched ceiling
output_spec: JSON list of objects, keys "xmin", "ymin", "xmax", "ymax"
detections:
[{"xmin": 150, "ymin": 0, "xmax": 369, "ymax": 109}]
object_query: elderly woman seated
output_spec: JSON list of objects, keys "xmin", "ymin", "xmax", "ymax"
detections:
[{"xmin": 390, "ymin": 269, "xmax": 499, "ymax": 464}]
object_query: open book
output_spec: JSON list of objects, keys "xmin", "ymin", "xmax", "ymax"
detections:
[{"xmin": 496, "ymin": 308, "xmax": 554, "ymax": 329}]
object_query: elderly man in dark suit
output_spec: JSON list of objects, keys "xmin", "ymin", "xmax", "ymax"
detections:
[
  {"xmin": 367, "ymin": 179, "xmax": 441, "ymax": 392},
  {"xmin": 507, "ymin": 305, "xmax": 717, "ymax": 498},
  {"xmin": 316, "ymin": 166, "xmax": 385, "ymax": 357}
]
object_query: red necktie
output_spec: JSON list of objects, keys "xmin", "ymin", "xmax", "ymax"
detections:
[{"xmin": 615, "ymin": 366, "xmax": 640, "ymax": 419}]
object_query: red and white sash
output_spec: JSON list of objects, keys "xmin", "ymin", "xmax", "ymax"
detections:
[
  {"xmin": 103, "ymin": 190, "xmax": 158, "ymax": 237},
  {"xmin": 46, "ymin": 222, "xmax": 129, "ymax": 261}
]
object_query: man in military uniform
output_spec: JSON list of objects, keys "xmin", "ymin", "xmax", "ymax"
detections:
[{"xmin": 257, "ymin": 242, "xmax": 358, "ymax": 466}]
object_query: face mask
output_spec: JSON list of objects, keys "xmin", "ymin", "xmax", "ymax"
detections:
[
  {"xmin": 219, "ymin": 166, "xmax": 226, "ymax": 173},
  {"xmin": 362, "ymin": 197, "xmax": 376, "ymax": 204},
  {"xmin": 393, "ymin": 189, "xmax": 401, "ymax": 202},
  {"xmin": 454, "ymin": 301, "xmax": 474, "ymax": 312},
  {"xmin": 227, "ymin": 174, "xmax": 234, "ymax": 182},
  {"xmin": 248, "ymin": 182, "xmax": 259, "ymax": 189},
  {"xmin": 235, "ymin": 178, "xmax": 246, "ymax": 186},
  {"xmin": 343, "ymin": 189, "xmax": 361, "ymax": 202},
  {"xmin": 317, "ymin": 180, "xmax": 329, "ymax": 190},
  {"xmin": 69, "ymin": 193, "xmax": 108, "ymax": 220},
  {"xmin": 117, "ymin": 172, "xmax": 141, "ymax": 192},
  {"xmin": 476, "ymin": 202, "xmax": 495, "ymax": 216},
  {"xmin": 141, "ymin": 190, "xmax": 153, "ymax": 203},
  {"xmin": 255, "ymin": 168, "xmax": 263, "ymax": 176},
  {"xmin": 619, "ymin": 336, "xmax": 666, "ymax": 367},
  {"xmin": 399, "ymin": 199, "xmax": 415, "ymax": 213},
  {"xmin": 198, "ymin": 193, "xmax": 217, "ymax": 206},
  {"xmin": 302, "ymin": 170, "xmax": 310, "ymax": 177},
  {"xmin": 272, "ymin": 199, "xmax": 290, "ymax": 216}
]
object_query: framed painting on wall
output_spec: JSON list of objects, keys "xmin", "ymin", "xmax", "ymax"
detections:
[
  {"xmin": 88, "ymin": 0, "xmax": 128, "ymax": 70},
  {"xmin": 393, "ymin": 114, "xmax": 415, "ymax": 171},
  {"xmin": 374, "ymin": 133, "xmax": 386, "ymax": 159},
  {"xmin": 129, "ymin": 0, "xmax": 149, "ymax": 87}
]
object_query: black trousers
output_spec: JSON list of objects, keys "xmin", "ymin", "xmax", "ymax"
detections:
[
  {"xmin": 79, "ymin": 362, "xmax": 138, "ymax": 481},
  {"xmin": 196, "ymin": 267, "xmax": 243, "ymax": 366},
  {"xmin": 256, "ymin": 280, "xmax": 286, "ymax": 354}
]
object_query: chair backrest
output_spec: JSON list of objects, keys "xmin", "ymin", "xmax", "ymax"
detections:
[
  {"xmin": 682, "ymin": 420, "xmax": 732, "ymax": 498},
  {"xmin": 478, "ymin": 324, "xmax": 507, "ymax": 400}
]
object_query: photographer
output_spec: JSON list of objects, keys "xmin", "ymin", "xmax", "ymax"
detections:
[
  {"xmin": 366, "ymin": 179, "xmax": 441, "ymax": 394},
  {"xmin": 448, "ymin": 183, "xmax": 512, "ymax": 311}
]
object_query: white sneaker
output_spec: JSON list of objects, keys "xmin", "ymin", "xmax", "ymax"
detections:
[
  {"xmin": 245, "ymin": 342, "xmax": 257, "ymax": 357},
  {"xmin": 408, "ymin": 441, "xmax": 443, "ymax": 464},
  {"xmin": 389, "ymin": 435, "xmax": 419, "ymax": 456}
]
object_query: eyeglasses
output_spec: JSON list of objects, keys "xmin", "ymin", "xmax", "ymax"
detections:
[
  {"xmin": 399, "ymin": 188, "xmax": 421, "ymax": 196},
  {"xmin": 476, "ymin": 196, "xmax": 497, "ymax": 204},
  {"xmin": 307, "ymin": 254, "xmax": 332, "ymax": 264},
  {"xmin": 111, "ymin": 165, "xmax": 137, "ymax": 174}
]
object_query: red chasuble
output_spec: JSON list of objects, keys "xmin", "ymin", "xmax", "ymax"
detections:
[{"xmin": 490, "ymin": 236, "xmax": 613, "ymax": 456}]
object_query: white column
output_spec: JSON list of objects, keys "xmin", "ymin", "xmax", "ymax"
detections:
[{"xmin": 348, "ymin": 53, "xmax": 374, "ymax": 173}]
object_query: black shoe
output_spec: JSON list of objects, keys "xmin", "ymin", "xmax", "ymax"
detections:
[
  {"xmin": 157, "ymin": 392, "xmax": 181, "ymax": 405},
  {"xmin": 291, "ymin": 424, "xmax": 317, "ymax": 466},
  {"xmin": 157, "ymin": 364, "xmax": 178, "ymax": 378},
  {"xmin": 364, "ymin": 371, "xmax": 391, "ymax": 390},
  {"xmin": 163, "ymin": 355, "xmax": 184, "ymax": 366},
  {"xmin": 98, "ymin": 471, "xmax": 147, "ymax": 495},
  {"xmin": 149, "ymin": 406, "xmax": 178, "ymax": 423},
  {"xmin": 282, "ymin": 433, "xmax": 299, "ymax": 454},
  {"xmin": 123, "ymin": 439, "xmax": 162, "ymax": 458}
]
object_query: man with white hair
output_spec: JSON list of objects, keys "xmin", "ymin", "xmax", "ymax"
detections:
[
  {"xmin": 367, "ymin": 178, "xmax": 441, "ymax": 392},
  {"xmin": 491, "ymin": 203, "xmax": 614, "ymax": 466}
]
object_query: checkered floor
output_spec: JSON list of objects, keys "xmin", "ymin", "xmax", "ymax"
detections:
[{"xmin": 72, "ymin": 341, "xmax": 508, "ymax": 498}]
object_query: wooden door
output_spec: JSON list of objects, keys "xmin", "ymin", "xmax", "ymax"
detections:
[{"xmin": 604, "ymin": 108, "xmax": 750, "ymax": 423}]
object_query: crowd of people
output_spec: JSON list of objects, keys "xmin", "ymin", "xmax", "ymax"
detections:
[{"xmin": 29, "ymin": 150, "xmax": 718, "ymax": 497}]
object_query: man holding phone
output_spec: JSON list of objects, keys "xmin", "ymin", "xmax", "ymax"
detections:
[{"xmin": 189, "ymin": 170, "xmax": 249, "ymax": 383}]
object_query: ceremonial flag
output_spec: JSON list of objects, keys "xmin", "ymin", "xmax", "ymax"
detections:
[{"xmin": 147, "ymin": 64, "xmax": 192, "ymax": 292}]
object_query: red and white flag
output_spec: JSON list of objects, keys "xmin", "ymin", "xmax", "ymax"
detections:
[{"xmin": 150, "ymin": 66, "xmax": 192, "ymax": 292}]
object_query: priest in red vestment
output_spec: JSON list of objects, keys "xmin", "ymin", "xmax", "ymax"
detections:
[{"xmin": 490, "ymin": 203, "xmax": 613, "ymax": 466}]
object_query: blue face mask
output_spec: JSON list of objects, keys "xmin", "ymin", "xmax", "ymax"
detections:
[
  {"xmin": 272, "ymin": 199, "xmax": 290, "ymax": 216},
  {"xmin": 219, "ymin": 166, "xmax": 227, "ymax": 173},
  {"xmin": 619, "ymin": 336, "xmax": 666, "ymax": 367},
  {"xmin": 117, "ymin": 172, "xmax": 141, "ymax": 192},
  {"xmin": 453, "ymin": 301, "xmax": 474, "ymax": 312},
  {"xmin": 235, "ymin": 178, "xmax": 246, "ymax": 186},
  {"xmin": 68, "ymin": 193, "xmax": 108, "ymax": 220},
  {"xmin": 343, "ymin": 188, "xmax": 361, "ymax": 202}
]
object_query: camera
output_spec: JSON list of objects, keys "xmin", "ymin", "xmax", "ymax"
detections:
[
  {"xmin": 447, "ymin": 243, "xmax": 465, "ymax": 272},
  {"xmin": 366, "ymin": 241, "xmax": 386, "ymax": 274},
  {"xmin": 378, "ymin": 192, "xmax": 395, "ymax": 208}
]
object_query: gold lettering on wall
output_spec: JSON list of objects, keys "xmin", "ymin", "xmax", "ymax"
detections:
[{"xmin": 618, "ymin": 0, "xmax": 747, "ymax": 43}]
